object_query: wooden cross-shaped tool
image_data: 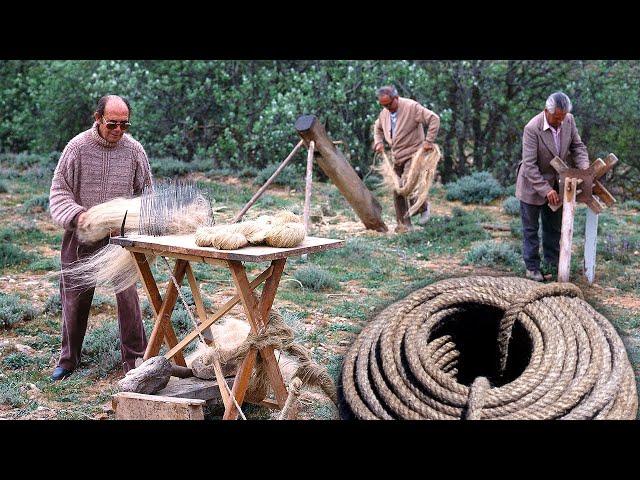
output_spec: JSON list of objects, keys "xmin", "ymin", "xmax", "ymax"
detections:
[{"xmin": 550, "ymin": 153, "xmax": 618, "ymax": 283}]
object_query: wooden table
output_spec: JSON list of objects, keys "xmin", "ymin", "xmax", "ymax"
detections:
[{"xmin": 111, "ymin": 234, "xmax": 343, "ymax": 419}]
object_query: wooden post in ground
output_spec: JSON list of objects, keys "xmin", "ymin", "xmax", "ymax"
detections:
[
  {"xmin": 558, "ymin": 178, "xmax": 580, "ymax": 282},
  {"xmin": 295, "ymin": 115, "xmax": 388, "ymax": 232},
  {"xmin": 303, "ymin": 140, "xmax": 315, "ymax": 231},
  {"xmin": 584, "ymin": 208, "xmax": 599, "ymax": 284}
]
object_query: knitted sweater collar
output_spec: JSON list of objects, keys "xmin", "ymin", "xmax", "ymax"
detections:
[{"xmin": 90, "ymin": 121, "xmax": 120, "ymax": 148}]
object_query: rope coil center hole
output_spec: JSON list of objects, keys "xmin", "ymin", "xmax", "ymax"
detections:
[{"xmin": 429, "ymin": 303, "xmax": 532, "ymax": 387}]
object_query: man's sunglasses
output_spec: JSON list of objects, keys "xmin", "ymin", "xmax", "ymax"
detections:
[{"xmin": 102, "ymin": 116, "xmax": 131, "ymax": 131}]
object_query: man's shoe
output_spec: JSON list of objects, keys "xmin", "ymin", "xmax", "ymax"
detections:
[
  {"xmin": 525, "ymin": 270, "xmax": 544, "ymax": 282},
  {"xmin": 50, "ymin": 367, "xmax": 73, "ymax": 381},
  {"xmin": 418, "ymin": 204, "xmax": 431, "ymax": 225}
]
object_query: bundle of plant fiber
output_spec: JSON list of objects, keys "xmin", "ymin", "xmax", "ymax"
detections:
[
  {"xmin": 376, "ymin": 145, "xmax": 442, "ymax": 217},
  {"xmin": 56, "ymin": 181, "xmax": 214, "ymax": 293},
  {"xmin": 195, "ymin": 210, "xmax": 306, "ymax": 250}
]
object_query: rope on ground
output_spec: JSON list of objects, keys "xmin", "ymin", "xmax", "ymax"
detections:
[{"xmin": 341, "ymin": 276, "xmax": 638, "ymax": 420}]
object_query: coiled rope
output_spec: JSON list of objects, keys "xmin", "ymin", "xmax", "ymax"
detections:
[{"xmin": 341, "ymin": 276, "xmax": 638, "ymax": 419}]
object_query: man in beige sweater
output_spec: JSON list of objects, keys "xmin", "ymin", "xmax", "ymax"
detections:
[
  {"xmin": 49, "ymin": 95, "xmax": 153, "ymax": 380},
  {"xmin": 373, "ymin": 85, "xmax": 440, "ymax": 232}
]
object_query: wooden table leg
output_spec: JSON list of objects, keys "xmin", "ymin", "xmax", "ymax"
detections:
[
  {"xmin": 224, "ymin": 259, "xmax": 289, "ymax": 419},
  {"xmin": 133, "ymin": 253, "xmax": 188, "ymax": 366}
]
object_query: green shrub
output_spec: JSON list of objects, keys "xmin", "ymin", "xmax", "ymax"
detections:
[
  {"xmin": 0, "ymin": 293, "xmax": 37, "ymax": 328},
  {"xmin": 502, "ymin": 196, "xmax": 521, "ymax": 216},
  {"xmin": 2, "ymin": 352, "xmax": 36, "ymax": 370},
  {"xmin": 22, "ymin": 194, "xmax": 49, "ymax": 212},
  {"xmin": 504, "ymin": 184, "xmax": 516, "ymax": 196},
  {"xmin": 0, "ymin": 180, "xmax": 8, "ymax": 193},
  {"xmin": 293, "ymin": 265, "xmax": 339, "ymax": 291},
  {"xmin": 43, "ymin": 293, "xmax": 62, "ymax": 315},
  {"xmin": 27, "ymin": 256, "xmax": 60, "ymax": 272},
  {"xmin": 621, "ymin": 199, "xmax": 640, "ymax": 210},
  {"xmin": 463, "ymin": 241, "xmax": 522, "ymax": 271},
  {"xmin": 82, "ymin": 319, "xmax": 121, "ymax": 376},
  {"xmin": 254, "ymin": 162, "xmax": 304, "ymax": 189},
  {"xmin": 0, "ymin": 377, "xmax": 27, "ymax": 407},
  {"xmin": 445, "ymin": 172, "xmax": 504, "ymax": 204},
  {"xmin": 150, "ymin": 157, "xmax": 195, "ymax": 178},
  {"xmin": 510, "ymin": 219, "xmax": 523, "ymax": 239},
  {"xmin": 0, "ymin": 242, "xmax": 35, "ymax": 268}
]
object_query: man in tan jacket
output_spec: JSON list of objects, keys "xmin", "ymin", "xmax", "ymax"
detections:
[
  {"xmin": 373, "ymin": 85, "xmax": 440, "ymax": 232},
  {"xmin": 515, "ymin": 92, "xmax": 589, "ymax": 281}
]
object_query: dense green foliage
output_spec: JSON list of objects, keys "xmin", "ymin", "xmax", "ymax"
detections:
[
  {"xmin": 1, "ymin": 60, "xmax": 639, "ymax": 197},
  {"xmin": 445, "ymin": 172, "xmax": 504, "ymax": 204}
]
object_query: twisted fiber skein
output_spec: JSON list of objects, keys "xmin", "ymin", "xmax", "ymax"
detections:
[
  {"xmin": 192, "ymin": 310, "xmax": 338, "ymax": 404},
  {"xmin": 195, "ymin": 211, "xmax": 306, "ymax": 250},
  {"xmin": 76, "ymin": 197, "xmax": 142, "ymax": 244},
  {"xmin": 376, "ymin": 146, "xmax": 442, "ymax": 217},
  {"xmin": 341, "ymin": 276, "xmax": 638, "ymax": 420}
]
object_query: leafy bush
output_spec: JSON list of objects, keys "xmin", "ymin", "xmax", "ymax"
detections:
[
  {"xmin": 27, "ymin": 257, "xmax": 60, "ymax": 272},
  {"xmin": 0, "ymin": 242, "xmax": 35, "ymax": 268},
  {"xmin": 445, "ymin": 172, "xmax": 504, "ymax": 204},
  {"xmin": 293, "ymin": 265, "xmax": 339, "ymax": 291},
  {"xmin": 22, "ymin": 194, "xmax": 49, "ymax": 213},
  {"xmin": 82, "ymin": 319, "xmax": 121, "ymax": 376},
  {"xmin": 621, "ymin": 199, "xmax": 640, "ymax": 210},
  {"xmin": 43, "ymin": 293, "xmax": 62, "ymax": 315},
  {"xmin": 254, "ymin": 162, "xmax": 304, "ymax": 189},
  {"xmin": 2, "ymin": 352, "xmax": 36, "ymax": 370},
  {"xmin": 504, "ymin": 184, "xmax": 516, "ymax": 196},
  {"xmin": 0, "ymin": 180, "xmax": 8, "ymax": 193},
  {"xmin": 502, "ymin": 196, "xmax": 521, "ymax": 216},
  {"xmin": 0, "ymin": 293, "xmax": 37, "ymax": 328},
  {"xmin": 463, "ymin": 241, "xmax": 522, "ymax": 271},
  {"xmin": 150, "ymin": 157, "xmax": 195, "ymax": 178},
  {"xmin": 0, "ymin": 377, "xmax": 27, "ymax": 407}
]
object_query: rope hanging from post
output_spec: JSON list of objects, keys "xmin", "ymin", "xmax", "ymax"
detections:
[{"xmin": 341, "ymin": 276, "xmax": 638, "ymax": 420}]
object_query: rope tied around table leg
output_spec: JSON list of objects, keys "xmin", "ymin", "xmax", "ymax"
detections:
[
  {"xmin": 497, "ymin": 282, "xmax": 584, "ymax": 376},
  {"xmin": 193, "ymin": 310, "xmax": 338, "ymax": 406}
]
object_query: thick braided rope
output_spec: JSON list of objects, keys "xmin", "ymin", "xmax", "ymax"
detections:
[{"xmin": 341, "ymin": 276, "xmax": 638, "ymax": 420}]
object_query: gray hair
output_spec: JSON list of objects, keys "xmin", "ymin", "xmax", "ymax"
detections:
[
  {"xmin": 545, "ymin": 92, "xmax": 572, "ymax": 113},
  {"xmin": 376, "ymin": 85, "xmax": 398, "ymax": 98}
]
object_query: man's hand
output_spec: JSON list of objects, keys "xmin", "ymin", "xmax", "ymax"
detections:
[
  {"xmin": 423, "ymin": 142, "xmax": 434, "ymax": 152},
  {"xmin": 374, "ymin": 142, "xmax": 384, "ymax": 153},
  {"xmin": 76, "ymin": 212, "xmax": 87, "ymax": 228},
  {"xmin": 546, "ymin": 190, "xmax": 561, "ymax": 207}
]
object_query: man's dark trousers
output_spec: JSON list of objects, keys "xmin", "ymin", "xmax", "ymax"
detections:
[
  {"xmin": 57, "ymin": 229, "xmax": 147, "ymax": 373},
  {"xmin": 520, "ymin": 200, "xmax": 562, "ymax": 272}
]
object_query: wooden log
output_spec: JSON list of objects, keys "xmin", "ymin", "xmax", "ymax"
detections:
[
  {"xmin": 593, "ymin": 180, "xmax": 616, "ymax": 206},
  {"xmin": 118, "ymin": 356, "xmax": 173, "ymax": 394},
  {"xmin": 157, "ymin": 376, "xmax": 234, "ymax": 402},
  {"xmin": 295, "ymin": 115, "xmax": 388, "ymax": 232},
  {"xmin": 558, "ymin": 178, "xmax": 578, "ymax": 282},
  {"xmin": 232, "ymin": 140, "xmax": 304, "ymax": 223},
  {"xmin": 303, "ymin": 140, "xmax": 315, "ymax": 232},
  {"xmin": 584, "ymin": 208, "xmax": 599, "ymax": 284},
  {"xmin": 112, "ymin": 392, "xmax": 205, "ymax": 420}
]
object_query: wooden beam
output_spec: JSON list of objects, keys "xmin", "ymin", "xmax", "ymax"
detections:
[
  {"xmin": 593, "ymin": 153, "xmax": 618, "ymax": 178},
  {"xmin": 558, "ymin": 178, "xmax": 578, "ymax": 282},
  {"xmin": 163, "ymin": 265, "xmax": 274, "ymax": 360},
  {"xmin": 112, "ymin": 392, "xmax": 205, "ymax": 420},
  {"xmin": 303, "ymin": 140, "xmax": 315, "ymax": 232},
  {"xmin": 144, "ymin": 259, "xmax": 188, "ymax": 365},
  {"xmin": 295, "ymin": 115, "xmax": 388, "ymax": 232},
  {"xmin": 232, "ymin": 140, "xmax": 305, "ymax": 223},
  {"xmin": 593, "ymin": 180, "xmax": 616, "ymax": 206},
  {"xmin": 584, "ymin": 209, "xmax": 599, "ymax": 284},
  {"xmin": 132, "ymin": 252, "xmax": 186, "ymax": 366}
]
